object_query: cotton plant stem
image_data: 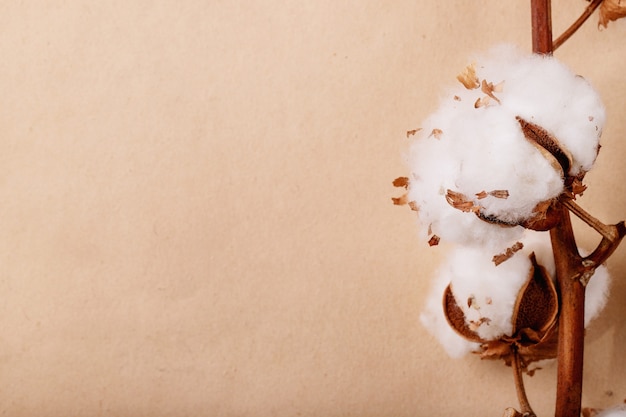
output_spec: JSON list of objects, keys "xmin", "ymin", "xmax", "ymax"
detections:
[
  {"xmin": 512, "ymin": 349, "xmax": 537, "ymax": 417},
  {"xmin": 531, "ymin": 0, "xmax": 553, "ymax": 54},
  {"xmin": 550, "ymin": 206, "xmax": 586, "ymax": 417},
  {"xmin": 529, "ymin": 3, "xmax": 586, "ymax": 416}
]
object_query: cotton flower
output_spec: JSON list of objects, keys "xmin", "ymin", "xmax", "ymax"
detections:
[{"xmin": 406, "ymin": 45, "xmax": 605, "ymax": 248}]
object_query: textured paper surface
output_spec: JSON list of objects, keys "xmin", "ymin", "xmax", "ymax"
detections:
[{"xmin": 0, "ymin": 1, "xmax": 624, "ymax": 416}]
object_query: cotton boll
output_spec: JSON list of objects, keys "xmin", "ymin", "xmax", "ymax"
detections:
[
  {"xmin": 420, "ymin": 265, "xmax": 481, "ymax": 358},
  {"xmin": 446, "ymin": 246, "xmax": 532, "ymax": 341},
  {"xmin": 406, "ymin": 44, "xmax": 604, "ymax": 246}
]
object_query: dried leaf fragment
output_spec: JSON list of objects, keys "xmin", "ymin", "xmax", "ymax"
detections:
[
  {"xmin": 428, "ymin": 128, "xmax": 443, "ymax": 140},
  {"xmin": 427, "ymin": 235, "xmax": 440, "ymax": 246},
  {"xmin": 481, "ymin": 79, "xmax": 503, "ymax": 104},
  {"xmin": 598, "ymin": 0, "xmax": 626, "ymax": 28},
  {"xmin": 456, "ymin": 63, "xmax": 480, "ymax": 89},
  {"xmin": 489, "ymin": 190, "xmax": 509, "ymax": 199},
  {"xmin": 392, "ymin": 194, "xmax": 408, "ymax": 205},
  {"xmin": 469, "ymin": 317, "xmax": 492, "ymax": 332},
  {"xmin": 445, "ymin": 189, "xmax": 480, "ymax": 213},
  {"xmin": 476, "ymin": 190, "xmax": 509, "ymax": 199},
  {"xmin": 392, "ymin": 176, "xmax": 409, "ymax": 189},
  {"xmin": 406, "ymin": 128, "xmax": 421, "ymax": 138},
  {"xmin": 569, "ymin": 177, "xmax": 587, "ymax": 198},
  {"xmin": 492, "ymin": 242, "xmax": 524, "ymax": 266},
  {"xmin": 474, "ymin": 96, "xmax": 492, "ymax": 108},
  {"xmin": 467, "ymin": 295, "xmax": 477, "ymax": 308}
]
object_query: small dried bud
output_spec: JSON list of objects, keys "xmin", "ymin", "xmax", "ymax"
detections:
[{"xmin": 406, "ymin": 128, "xmax": 421, "ymax": 138}]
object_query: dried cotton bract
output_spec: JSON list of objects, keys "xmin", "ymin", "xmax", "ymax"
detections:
[{"xmin": 406, "ymin": 45, "xmax": 605, "ymax": 249}]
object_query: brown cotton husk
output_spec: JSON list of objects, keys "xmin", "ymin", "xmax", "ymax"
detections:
[
  {"xmin": 442, "ymin": 253, "xmax": 559, "ymax": 373},
  {"xmin": 520, "ymin": 199, "xmax": 561, "ymax": 231},
  {"xmin": 517, "ymin": 116, "xmax": 572, "ymax": 178},
  {"xmin": 599, "ymin": 0, "xmax": 626, "ymax": 28}
]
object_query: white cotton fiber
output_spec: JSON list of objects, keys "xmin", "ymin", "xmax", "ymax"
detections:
[
  {"xmin": 406, "ymin": 44, "xmax": 605, "ymax": 247},
  {"xmin": 420, "ymin": 263, "xmax": 481, "ymax": 358}
]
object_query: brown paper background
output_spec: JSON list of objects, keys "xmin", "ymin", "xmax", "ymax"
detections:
[{"xmin": 0, "ymin": 1, "xmax": 624, "ymax": 416}]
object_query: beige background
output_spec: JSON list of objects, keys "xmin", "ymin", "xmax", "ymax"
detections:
[{"xmin": 0, "ymin": 1, "xmax": 624, "ymax": 416}]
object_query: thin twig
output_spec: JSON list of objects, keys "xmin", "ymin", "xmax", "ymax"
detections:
[
  {"xmin": 562, "ymin": 198, "xmax": 619, "ymax": 241},
  {"xmin": 512, "ymin": 349, "xmax": 536, "ymax": 417},
  {"xmin": 562, "ymin": 198, "xmax": 626, "ymax": 267},
  {"xmin": 553, "ymin": 0, "xmax": 604, "ymax": 50}
]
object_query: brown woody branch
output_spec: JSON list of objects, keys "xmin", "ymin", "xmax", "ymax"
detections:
[{"xmin": 553, "ymin": 0, "xmax": 604, "ymax": 50}]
